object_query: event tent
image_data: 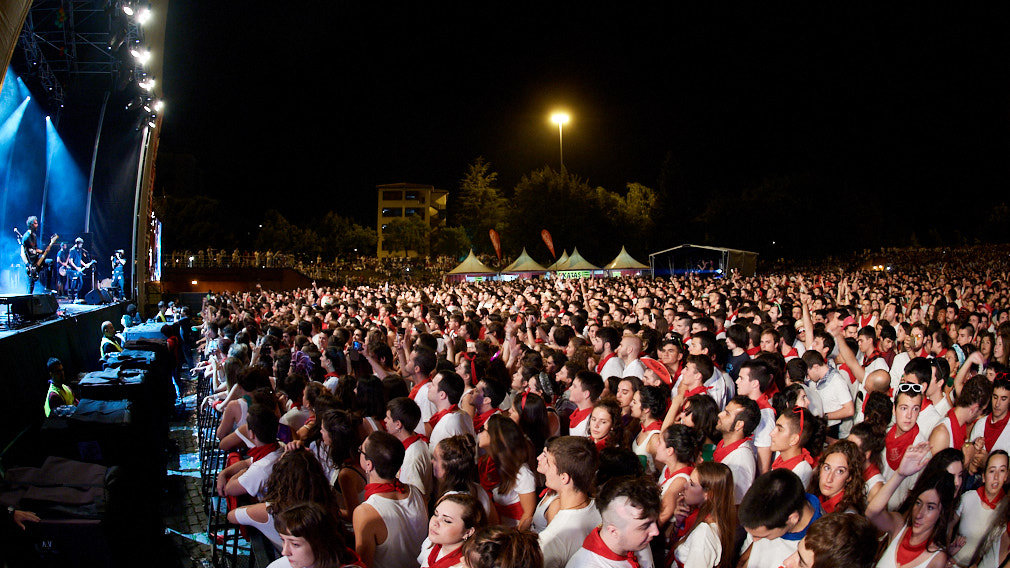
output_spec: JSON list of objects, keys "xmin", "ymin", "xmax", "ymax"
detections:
[
  {"xmin": 546, "ymin": 250, "xmax": 570, "ymax": 271},
  {"xmin": 501, "ymin": 248, "xmax": 548, "ymax": 278},
  {"xmin": 555, "ymin": 247, "xmax": 601, "ymax": 278},
  {"xmin": 445, "ymin": 249, "xmax": 497, "ymax": 282},
  {"xmin": 603, "ymin": 246, "xmax": 651, "ymax": 276}
]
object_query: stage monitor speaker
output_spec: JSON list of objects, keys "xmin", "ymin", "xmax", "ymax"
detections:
[
  {"xmin": 85, "ymin": 288, "xmax": 113, "ymax": 305},
  {"xmin": 3, "ymin": 293, "xmax": 59, "ymax": 321}
]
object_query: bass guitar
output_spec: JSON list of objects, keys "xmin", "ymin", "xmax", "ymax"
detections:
[{"xmin": 25, "ymin": 233, "xmax": 59, "ymax": 281}]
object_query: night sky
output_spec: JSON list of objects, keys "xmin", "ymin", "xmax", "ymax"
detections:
[{"xmin": 157, "ymin": 4, "xmax": 1010, "ymax": 248}]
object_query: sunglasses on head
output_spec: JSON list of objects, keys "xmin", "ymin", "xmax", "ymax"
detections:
[{"xmin": 895, "ymin": 382, "xmax": 925, "ymax": 394}]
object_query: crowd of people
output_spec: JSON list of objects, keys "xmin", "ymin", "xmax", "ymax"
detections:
[
  {"xmin": 193, "ymin": 264, "xmax": 1010, "ymax": 568},
  {"xmin": 167, "ymin": 250, "xmax": 461, "ymax": 281}
]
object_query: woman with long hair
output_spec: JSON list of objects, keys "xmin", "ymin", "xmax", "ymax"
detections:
[
  {"xmin": 807, "ymin": 440, "xmax": 866, "ymax": 514},
  {"xmin": 318, "ymin": 408, "xmax": 366, "ymax": 520},
  {"xmin": 353, "ymin": 374, "xmax": 386, "ymax": 438},
  {"xmin": 418, "ymin": 493, "xmax": 487, "ymax": 568},
  {"xmin": 952, "ymin": 450, "xmax": 1008, "ymax": 567},
  {"xmin": 431, "ymin": 435, "xmax": 498, "ymax": 525},
  {"xmin": 847, "ymin": 420, "xmax": 887, "ymax": 506},
  {"xmin": 479, "ymin": 413, "xmax": 536, "ymax": 530},
  {"xmin": 229, "ymin": 448, "xmax": 339, "ymax": 551},
  {"xmin": 268, "ymin": 502, "xmax": 362, "ymax": 568},
  {"xmin": 866, "ymin": 442, "xmax": 954, "ymax": 568},
  {"xmin": 655, "ymin": 424, "xmax": 703, "ymax": 526},
  {"xmin": 508, "ymin": 391, "xmax": 551, "ymax": 458},
  {"xmin": 670, "ymin": 461, "xmax": 738, "ymax": 568},
  {"xmin": 630, "ymin": 385, "xmax": 670, "ymax": 475},
  {"xmin": 588, "ymin": 397, "xmax": 624, "ymax": 451},
  {"xmin": 677, "ymin": 394, "xmax": 720, "ymax": 461}
]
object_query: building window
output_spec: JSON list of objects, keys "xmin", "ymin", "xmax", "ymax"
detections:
[
  {"xmin": 382, "ymin": 208, "xmax": 402, "ymax": 218},
  {"xmin": 383, "ymin": 191, "xmax": 402, "ymax": 201},
  {"xmin": 405, "ymin": 191, "xmax": 425, "ymax": 203},
  {"xmin": 404, "ymin": 208, "xmax": 423, "ymax": 217}
]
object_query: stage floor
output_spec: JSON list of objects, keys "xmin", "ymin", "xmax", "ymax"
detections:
[{"xmin": 0, "ymin": 298, "xmax": 124, "ymax": 340}]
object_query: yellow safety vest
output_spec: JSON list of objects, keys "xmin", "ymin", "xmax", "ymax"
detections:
[
  {"xmin": 101, "ymin": 336, "xmax": 123, "ymax": 357},
  {"xmin": 44, "ymin": 382, "xmax": 75, "ymax": 417}
]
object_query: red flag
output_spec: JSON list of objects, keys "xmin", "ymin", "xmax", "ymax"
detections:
[
  {"xmin": 489, "ymin": 229, "xmax": 502, "ymax": 262},
  {"xmin": 541, "ymin": 230, "xmax": 556, "ymax": 259}
]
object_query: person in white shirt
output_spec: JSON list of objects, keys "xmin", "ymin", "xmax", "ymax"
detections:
[
  {"xmin": 417, "ymin": 493, "xmax": 485, "ymax": 568},
  {"xmin": 385, "ymin": 396, "xmax": 433, "ymax": 499},
  {"xmin": 670, "ymin": 461, "xmax": 737, "ymax": 568},
  {"xmin": 217, "ymin": 403, "xmax": 282, "ymax": 501},
  {"xmin": 618, "ymin": 334, "xmax": 646, "ymax": 379},
  {"xmin": 713, "ymin": 396, "xmax": 760, "ymax": 504},
  {"xmin": 427, "ymin": 370, "xmax": 477, "ymax": 450},
  {"xmin": 803, "ymin": 350, "xmax": 853, "ymax": 439},
  {"xmin": 908, "ymin": 357, "xmax": 952, "ymax": 434},
  {"xmin": 353, "ymin": 431, "xmax": 428, "ymax": 568},
  {"xmin": 565, "ymin": 475, "xmax": 660, "ymax": 568},
  {"xmin": 735, "ymin": 360, "xmax": 778, "ymax": 473},
  {"xmin": 969, "ymin": 378, "xmax": 1010, "ymax": 455},
  {"xmin": 594, "ymin": 327, "xmax": 625, "ymax": 379},
  {"xmin": 534, "ymin": 436, "xmax": 602, "ymax": 568}
]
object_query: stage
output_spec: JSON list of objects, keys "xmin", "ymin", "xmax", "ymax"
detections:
[{"xmin": 0, "ymin": 297, "xmax": 127, "ymax": 459}]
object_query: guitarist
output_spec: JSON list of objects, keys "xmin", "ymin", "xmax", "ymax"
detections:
[
  {"xmin": 67, "ymin": 237, "xmax": 89, "ymax": 301},
  {"xmin": 55, "ymin": 242, "xmax": 69, "ymax": 296},
  {"xmin": 21, "ymin": 216, "xmax": 57, "ymax": 293}
]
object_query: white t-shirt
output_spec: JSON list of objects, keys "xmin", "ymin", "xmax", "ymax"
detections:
[
  {"xmin": 719, "ymin": 439, "xmax": 756, "ymax": 505},
  {"xmin": 429, "ymin": 409, "xmax": 476, "ymax": 451},
  {"xmin": 954, "ymin": 489, "xmax": 1002, "ymax": 566},
  {"xmin": 622, "ymin": 359, "xmax": 645, "ymax": 379},
  {"xmin": 916, "ymin": 398, "xmax": 952, "ymax": 436},
  {"xmin": 815, "ymin": 368, "xmax": 853, "ymax": 427},
  {"xmin": 539, "ymin": 500, "xmax": 604, "ymax": 568},
  {"xmin": 492, "ymin": 464, "xmax": 536, "ymax": 527},
  {"xmin": 417, "ymin": 538, "xmax": 465, "ymax": 568},
  {"xmin": 400, "ymin": 437, "xmax": 433, "ymax": 498},
  {"xmin": 364, "ymin": 485, "xmax": 428, "ymax": 568},
  {"xmin": 970, "ymin": 413, "xmax": 1010, "ymax": 453},
  {"xmin": 600, "ymin": 355, "xmax": 626, "ymax": 380},
  {"xmin": 413, "ymin": 381, "xmax": 437, "ymax": 425},
  {"xmin": 565, "ymin": 542, "xmax": 656, "ymax": 568},
  {"xmin": 753, "ymin": 406, "xmax": 776, "ymax": 449},
  {"xmin": 237, "ymin": 449, "xmax": 282, "ymax": 500},
  {"xmin": 673, "ymin": 522, "xmax": 722, "ymax": 568}
]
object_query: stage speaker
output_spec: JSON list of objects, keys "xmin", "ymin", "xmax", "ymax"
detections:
[
  {"xmin": 85, "ymin": 288, "xmax": 113, "ymax": 305},
  {"xmin": 3, "ymin": 293, "xmax": 59, "ymax": 321}
]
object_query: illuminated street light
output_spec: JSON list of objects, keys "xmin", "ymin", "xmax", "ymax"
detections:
[{"xmin": 550, "ymin": 112, "xmax": 570, "ymax": 171}]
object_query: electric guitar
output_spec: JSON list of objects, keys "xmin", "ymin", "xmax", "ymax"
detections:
[{"xmin": 24, "ymin": 233, "xmax": 59, "ymax": 281}]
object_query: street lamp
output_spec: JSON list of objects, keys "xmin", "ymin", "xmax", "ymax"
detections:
[{"xmin": 550, "ymin": 112, "xmax": 570, "ymax": 171}]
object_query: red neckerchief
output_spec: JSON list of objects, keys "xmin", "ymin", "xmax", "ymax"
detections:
[
  {"xmin": 364, "ymin": 480, "xmax": 407, "ymax": 500},
  {"xmin": 641, "ymin": 420, "xmax": 662, "ymax": 433},
  {"xmin": 429, "ymin": 405, "xmax": 459, "ymax": 429},
  {"xmin": 882, "ymin": 349, "xmax": 897, "ymax": 368},
  {"xmin": 676, "ymin": 508, "xmax": 700, "ymax": 540},
  {"xmin": 859, "ymin": 314, "xmax": 873, "ymax": 328},
  {"xmin": 947, "ymin": 408, "xmax": 968, "ymax": 449},
  {"xmin": 581, "ymin": 527, "xmax": 639, "ymax": 568},
  {"xmin": 783, "ymin": 347, "xmax": 798, "ymax": 359},
  {"xmin": 664, "ymin": 465, "xmax": 693, "ymax": 483},
  {"xmin": 402, "ymin": 433, "xmax": 428, "ymax": 450},
  {"xmin": 938, "ymin": 348, "xmax": 949, "ymax": 358},
  {"xmin": 594, "ymin": 436, "xmax": 609, "ymax": 451},
  {"xmin": 473, "ymin": 408, "xmax": 499, "ymax": 432},
  {"xmin": 985, "ymin": 413, "xmax": 1010, "ymax": 451},
  {"xmin": 713, "ymin": 437, "xmax": 750, "ymax": 463},
  {"xmin": 895, "ymin": 526, "xmax": 930, "ymax": 565},
  {"xmin": 863, "ymin": 349, "xmax": 883, "ymax": 367},
  {"xmin": 819, "ymin": 490, "xmax": 845, "ymax": 513},
  {"xmin": 863, "ymin": 463, "xmax": 882, "ymax": 482},
  {"xmin": 918, "ymin": 348, "xmax": 929, "ymax": 358},
  {"xmin": 569, "ymin": 406, "xmax": 593, "ymax": 429},
  {"xmin": 885, "ymin": 424, "xmax": 920, "ymax": 471},
  {"xmin": 596, "ymin": 352, "xmax": 618, "ymax": 374},
  {"xmin": 839, "ymin": 363, "xmax": 857, "ymax": 384},
  {"xmin": 478, "ymin": 456, "xmax": 500, "ymax": 491},
  {"xmin": 409, "ymin": 378, "xmax": 431, "ymax": 400},
  {"xmin": 683, "ymin": 384, "xmax": 710, "ymax": 399},
  {"xmin": 979, "ymin": 487, "xmax": 1006, "ymax": 509},
  {"xmin": 920, "ymin": 397, "xmax": 933, "ymax": 411},
  {"xmin": 756, "ymin": 394, "xmax": 773, "ymax": 410},
  {"xmin": 248, "ymin": 442, "xmax": 279, "ymax": 462},
  {"xmin": 426, "ymin": 543, "xmax": 464, "ymax": 568},
  {"xmin": 746, "ymin": 347, "xmax": 761, "ymax": 357},
  {"xmin": 772, "ymin": 449, "xmax": 815, "ymax": 471}
]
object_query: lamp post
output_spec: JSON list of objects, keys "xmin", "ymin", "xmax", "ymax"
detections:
[{"xmin": 550, "ymin": 112, "xmax": 570, "ymax": 171}]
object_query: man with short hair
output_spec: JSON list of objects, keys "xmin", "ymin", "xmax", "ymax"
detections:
[
  {"xmin": 968, "ymin": 378, "xmax": 1010, "ymax": 456},
  {"xmin": 565, "ymin": 475, "xmax": 660, "ymax": 568},
  {"xmin": 715, "ymin": 395, "xmax": 760, "ymax": 503},
  {"xmin": 884, "ymin": 383, "xmax": 927, "ymax": 510},
  {"xmin": 100, "ymin": 321, "xmax": 123, "ymax": 358},
  {"xmin": 803, "ymin": 350, "xmax": 853, "ymax": 438},
  {"xmin": 404, "ymin": 345, "xmax": 438, "ymax": 424},
  {"xmin": 736, "ymin": 360, "xmax": 777, "ymax": 473},
  {"xmin": 782, "ymin": 512, "xmax": 879, "ymax": 568},
  {"xmin": 384, "ymin": 396, "xmax": 432, "ymax": 498},
  {"xmin": 353, "ymin": 431, "xmax": 427, "ymax": 568},
  {"xmin": 929, "ymin": 374, "xmax": 992, "ymax": 456},
  {"xmin": 907, "ymin": 357, "xmax": 951, "ymax": 434},
  {"xmin": 618, "ymin": 334, "xmax": 645, "ymax": 379},
  {"xmin": 216, "ymin": 404, "xmax": 281, "ymax": 500},
  {"xmin": 567, "ymin": 370, "xmax": 605, "ymax": 437},
  {"xmin": 536, "ymin": 436, "xmax": 602, "ymax": 568},
  {"xmin": 594, "ymin": 327, "xmax": 625, "ymax": 378},
  {"xmin": 426, "ymin": 370, "xmax": 475, "ymax": 448},
  {"xmin": 739, "ymin": 469, "xmax": 823, "ymax": 568},
  {"xmin": 689, "ymin": 331, "xmax": 735, "ymax": 409},
  {"xmin": 43, "ymin": 357, "xmax": 75, "ymax": 417}
]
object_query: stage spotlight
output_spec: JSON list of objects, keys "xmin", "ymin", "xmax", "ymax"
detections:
[
  {"xmin": 147, "ymin": 114, "xmax": 157, "ymax": 128},
  {"xmin": 136, "ymin": 5, "xmax": 152, "ymax": 25},
  {"xmin": 153, "ymin": 99, "xmax": 164, "ymax": 112},
  {"xmin": 122, "ymin": 3, "xmax": 134, "ymax": 16},
  {"xmin": 130, "ymin": 47, "xmax": 151, "ymax": 65}
]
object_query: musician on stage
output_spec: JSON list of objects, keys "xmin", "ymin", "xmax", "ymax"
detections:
[
  {"xmin": 20, "ymin": 216, "xmax": 57, "ymax": 294},
  {"xmin": 55, "ymin": 242, "xmax": 69, "ymax": 296},
  {"xmin": 67, "ymin": 237, "xmax": 86, "ymax": 302},
  {"xmin": 111, "ymin": 249, "xmax": 126, "ymax": 299}
]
